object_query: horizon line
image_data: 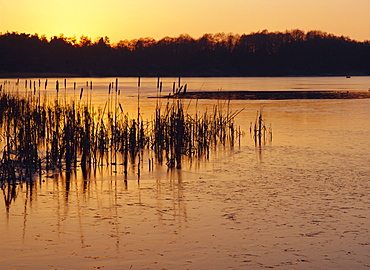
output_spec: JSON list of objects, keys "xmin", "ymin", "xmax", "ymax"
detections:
[{"xmin": 0, "ymin": 28, "xmax": 364, "ymax": 44}]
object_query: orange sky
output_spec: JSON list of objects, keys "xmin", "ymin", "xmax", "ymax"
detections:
[{"xmin": 1, "ymin": 0, "xmax": 370, "ymax": 43}]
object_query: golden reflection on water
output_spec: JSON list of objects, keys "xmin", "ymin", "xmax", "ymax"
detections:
[{"xmin": 1, "ymin": 77, "xmax": 370, "ymax": 269}]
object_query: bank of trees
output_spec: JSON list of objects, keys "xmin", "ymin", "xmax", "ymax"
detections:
[{"xmin": 1, "ymin": 29, "xmax": 369, "ymax": 76}]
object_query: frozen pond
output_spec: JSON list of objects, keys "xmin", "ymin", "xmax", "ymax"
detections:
[{"xmin": 1, "ymin": 77, "xmax": 370, "ymax": 269}]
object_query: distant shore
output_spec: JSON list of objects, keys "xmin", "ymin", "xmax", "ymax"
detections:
[
  {"xmin": 1, "ymin": 73, "xmax": 368, "ymax": 79},
  {"xmin": 158, "ymin": 90, "xmax": 370, "ymax": 100},
  {"xmin": 0, "ymin": 72, "xmax": 83, "ymax": 78}
]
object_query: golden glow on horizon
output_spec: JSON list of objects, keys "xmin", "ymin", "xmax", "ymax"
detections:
[{"xmin": 1, "ymin": 0, "xmax": 370, "ymax": 42}]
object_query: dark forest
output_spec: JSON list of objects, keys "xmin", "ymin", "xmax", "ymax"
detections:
[{"xmin": 1, "ymin": 29, "xmax": 370, "ymax": 77}]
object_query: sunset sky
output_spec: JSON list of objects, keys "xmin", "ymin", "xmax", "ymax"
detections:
[{"xmin": 1, "ymin": 0, "xmax": 370, "ymax": 43}]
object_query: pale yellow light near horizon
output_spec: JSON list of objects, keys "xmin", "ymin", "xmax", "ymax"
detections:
[{"xmin": 1, "ymin": 0, "xmax": 370, "ymax": 43}]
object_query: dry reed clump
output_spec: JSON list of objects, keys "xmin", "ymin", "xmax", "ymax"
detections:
[
  {"xmin": 151, "ymin": 99, "xmax": 243, "ymax": 169},
  {"xmin": 251, "ymin": 109, "xmax": 272, "ymax": 146},
  {"xmin": 0, "ymin": 81, "xmax": 243, "ymax": 187}
]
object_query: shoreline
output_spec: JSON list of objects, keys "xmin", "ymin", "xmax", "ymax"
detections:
[
  {"xmin": 0, "ymin": 72, "xmax": 84, "ymax": 78},
  {"xmin": 1, "ymin": 73, "xmax": 368, "ymax": 79}
]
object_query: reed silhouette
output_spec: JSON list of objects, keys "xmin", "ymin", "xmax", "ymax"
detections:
[
  {"xmin": 251, "ymin": 110, "xmax": 272, "ymax": 147},
  {"xmin": 0, "ymin": 79, "xmax": 242, "ymax": 190}
]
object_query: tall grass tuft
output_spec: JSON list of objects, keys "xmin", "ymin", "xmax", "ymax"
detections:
[
  {"xmin": 252, "ymin": 109, "xmax": 272, "ymax": 146},
  {"xmin": 0, "ymin": 80, "xmax": 243, "ymax": 190}
]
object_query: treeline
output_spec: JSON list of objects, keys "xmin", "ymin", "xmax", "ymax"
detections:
[{"xmin": 1, "ymin": 29, "xmax": 370, "ymax": 77}]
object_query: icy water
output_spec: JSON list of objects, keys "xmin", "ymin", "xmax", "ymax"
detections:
[{"xmin": 1, "ymin": 77, "xmax": 370, "ymax": 269}]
